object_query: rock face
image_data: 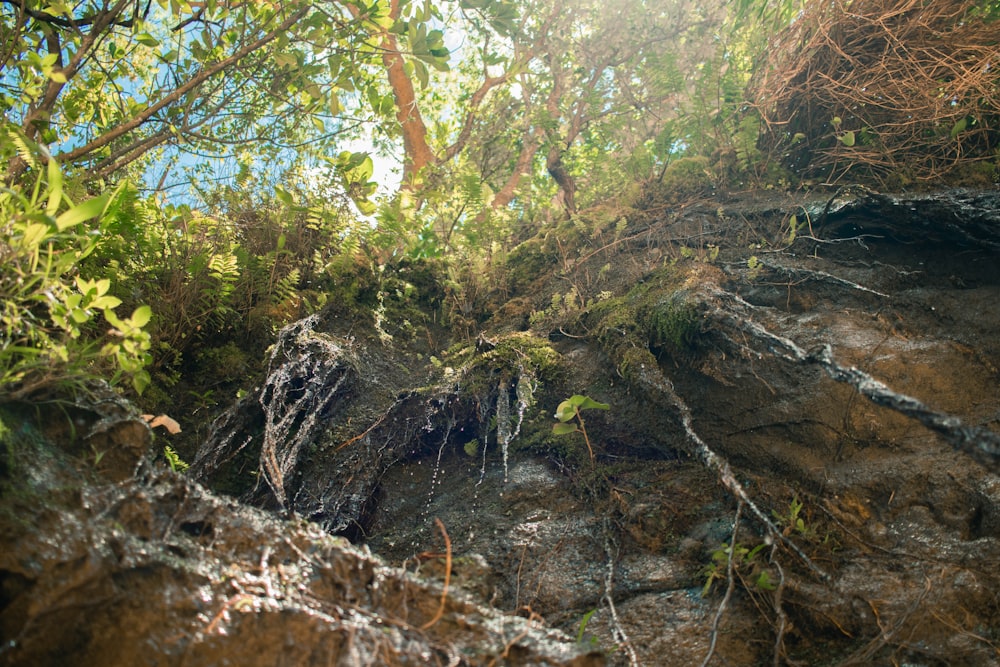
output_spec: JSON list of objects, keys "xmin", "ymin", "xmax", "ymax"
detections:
[
  {"xmin": 0, "ymin": 399, "xmax": 601, "ymax": 667},
  {"xmin": 3, "ymin": 188, "xmax": 1000, "ymax": 667}
]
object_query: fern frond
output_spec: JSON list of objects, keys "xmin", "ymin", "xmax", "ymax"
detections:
[
  {"xmin": 6, "ymin": 129, "xmax": 40, "ymax": 170},
  {"xmin": 272, "ymin": 268, "xmax": 301, "ymax": 305},
  {"xmin": 209, "ymin": 252, "xmax": 239, "ymax": 281},
  {"xmin": 460, "ymin": 172, "xmax": 484, "ymax": 210}
]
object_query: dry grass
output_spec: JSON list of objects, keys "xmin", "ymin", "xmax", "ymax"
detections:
[{"xmin": 748, "ymin": 0, "xmax": 1000, "ymax": 185}]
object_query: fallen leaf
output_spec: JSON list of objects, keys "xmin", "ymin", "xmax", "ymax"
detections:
[{"xmin": 142, "ymin": 413, "xmax": 182, "ymax": 434}]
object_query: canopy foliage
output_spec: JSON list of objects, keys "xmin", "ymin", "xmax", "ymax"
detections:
[{"xmin": 1, "ymin": 0, "xmax": 998, "ymax": 402}]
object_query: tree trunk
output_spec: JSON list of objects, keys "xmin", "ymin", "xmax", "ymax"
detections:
[
  {"xmin": 546, "ymin": 146, "xmax": 576, "ymax": 214},
  {"xmin": 376, "ymin": 1, "xmax": 436, "ymax": 188}
]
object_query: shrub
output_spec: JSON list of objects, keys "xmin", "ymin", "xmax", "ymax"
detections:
[{"xmin": 0, "ymin": 134, "xmax": 151, "ymax": 398}]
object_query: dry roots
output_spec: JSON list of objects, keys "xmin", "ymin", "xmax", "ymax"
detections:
[{"xmin": 749, "ymin": 0, "xmax": 1000, "ymax": 185}]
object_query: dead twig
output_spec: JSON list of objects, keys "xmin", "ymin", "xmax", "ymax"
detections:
[
  {"xmin": 770, "ymin": 551, "xmax": 788, "ymax": 667},
  {"xmin": 602, "ymin": 517, "xmax": 639, "ymax": 667},
  {"xmin": 420, "ymin": 518, "xmax": 452, "ymax": 631}
]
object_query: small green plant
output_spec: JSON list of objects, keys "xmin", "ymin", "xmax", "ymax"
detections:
[
  {"xmin": 90, "ymin": 444, "xmax": 106, "ymax": 467},
  {"xmin": 163, "ymin": 445, "xmax": 190, "ymax": 473},
  {"xmin": 553, "ymin": 394, "xmax": 610, "ymax": 464},
  {"xmin": 701, "ymin": 541, "xmax": 774, "ymax": 597},
  {"xmin": 773, "ymin": 496, "xmax": 812, "ymax": 538},
  {"xmin": 679, "ymin": 244, "xmax": 719, "ymax": 263},
  {"xmin": 0, "ymin": 137, "xmax": 152, "ymax": 397},
  {"xmin": 463, "ymin": 439, "xmax": 479, "ymax": 457},
  {"xmin": 575, "ymin": 608, "xmax": 600, "ymax": 648}
]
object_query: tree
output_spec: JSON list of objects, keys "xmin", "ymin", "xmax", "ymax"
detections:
[
  {"xmin": 382, "ymin": 0, "xmax": 726, "ymax": 246},
  {"xmin": 0, "ymin": 0, "xmax": 432, "ymax": 188}
]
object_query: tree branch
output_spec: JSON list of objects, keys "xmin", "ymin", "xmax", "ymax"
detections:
[
  {"xmin": 0, "ymin": 0, "xmax": 141, "ymax": 29},
  {"xmin": 55, "ymin": 4, "xmax": 310, "ymax": 168}
]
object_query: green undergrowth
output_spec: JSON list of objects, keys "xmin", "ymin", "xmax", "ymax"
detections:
[
  {"xmin": 639, "ymin": 156, "xmax": 716, "ymax": 209},
  {"xmin": 443, "ymin": 332, "xmax": 563, "ymax": 387},
  {"xmin": 144, "ymin": 255, "xmax": 452, "ymax": 459},
  {"xmin": 485, "ymin": 263, "xmax": 713, "ymax": 472}
]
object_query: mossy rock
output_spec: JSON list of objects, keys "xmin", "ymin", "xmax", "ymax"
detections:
[
  {"xmin": 446, "ymin": 331, "xmax": 564, "ymax": 388},
  {"xmin": 644, "ymin": 292, "xmax": 700, "ymax": 352},
  {"xmin": 506, "ymin": 237, "xmax": 558, "ymax": 292},
  {"xmin": 584, "ymin": 263, "xmax": 707, "ymax": 368}
]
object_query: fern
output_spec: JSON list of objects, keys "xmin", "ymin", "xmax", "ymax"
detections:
[
  {"xmin": 734, "ymin": 113, "xmax": 764, "ymax": 174},
  {"xmin": 163, "ymin": 445, "xmax": 190, "ymax": 472},
  {"xmin": 614, "ymin": 216, "xmax": 628, "ymax": 240},
  {"xmin": 460, "ymin": 172, "xmax": 485, "ymax": 211},
  {"xmin": 208, "ymin": 251, "xmax": 239, "ymax": 299},
  {"xmin": 6, "ymin": 129, "xmax": 40, "ymax": 170},
  {"xmin": 272, "ymin": 268, "xmax": 301, "ymax": 306}
]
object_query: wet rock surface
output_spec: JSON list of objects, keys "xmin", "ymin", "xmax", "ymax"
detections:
[
  {"xmin": 3, "ymin": 188, "xmax": 1000, "ymax": 666},
  {"xmin": 0, "ymin": 401, "xmax": 601, "ymax": 667}
]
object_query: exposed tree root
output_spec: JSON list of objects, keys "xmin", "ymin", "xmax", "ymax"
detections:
[
  {"xmin": 419, "ymin": 518, "xmax": 452, "ymax": 631},
  {"xmin": 626, "ymin": 352, "xmax": 831, "ymax": 582},
  {"xmin": 700, "ymin": 500, "xmax": 742, "ymax": 667},
  {"xmin": 710, "ymin": 290, "xmax": 1000, "ymax": 472},
  {"xmin": 753, "ymin": 257, "xmax": 889, "ymax": 298},
  {"xmin": 601, "ymin": 517, "xmax": 639, "ymax": 667}
]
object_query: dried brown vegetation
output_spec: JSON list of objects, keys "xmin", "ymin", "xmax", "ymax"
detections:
[{"xmin": 749, "ymin": 0, "xmax": 1000, "ymax": 186}]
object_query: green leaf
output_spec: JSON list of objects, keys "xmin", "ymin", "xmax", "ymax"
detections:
[
  {"xmin": 576, "ymin": 609, "xmax": 597, "ymax": 643},
  {"xmin": 55, "ymin": 191, "xmax": 111, "ymax": 230},
  {"xmin": 355, "ymin": 198, "xmax": 376, "ymax": 216},
  {"xmin": 354, "ymin": 155, "xmax": 374, "ymax": 182},
  {"xmin": 554, "ymin": 399, "xmax": 577, "ymax": 422},
  {"xmin": 132, "ymin": 369, "xmax": 151, "ymax": 395},
  {"xmin": 21, "ymin": 222, "xmax": 50, "ymax": 247},
  {"xmin": 103, "ymin": 308, "xmax": 124, "ymax": 330},
  {"xmin": 575, "ymin": 395, "xmax": 610, "ymax": 412},
  {"xmin": 129, "ymin": 305, "xmax": 152, "ymax": 328},
  {"xmin": 45, "ymin": 158, "xmax": 63, "ymax": 216},
  {"xmin": 91, "ymin": 295, "xmax": 122, "ymax": 310},
  {"xmin": 42, "ymin": 1, "xmax": 73, "ymax": 17},
  {"xmin": 135, "ymin": 32, "xmax": 160, "ymax": 47},
  {"xmin": 304, "ymin": 82, "xmax": 323, "ymax": 100},
  {"xmin": 838, "ymin": 131, "xmax": 855, "ymax": 147},
  {"xmin": 413, "ymin": 59, "xmax": 429, "ymax": 88},
  {"xmin": 552, "ymin": 422, "xmax": 579, "ymax": 435},
  {"xmin": 274, "ymin": 52, "xmax": 297, "ymax": 68},
  {"xmin": 369, "ymin": 8, "xmax": 395, "ymax": 30},
  {"xmin": 328, "ymin": 91, "xmax": 342, "ymax": 115},
  {"xmin": 274, "ymin": 186, "xmax": 295, "ymax": 206},
  {"xmin": 950, "ymin": 117, "xmax": 968, "ymax": 138},
  {"xmin": 755, "ymin": 571, "xmax": 777, "ymax": 591}
]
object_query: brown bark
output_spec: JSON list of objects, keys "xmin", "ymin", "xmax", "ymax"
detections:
[
  {"xmin": 490, "ymin": 126, "xmax": 543, "ymax": 211},
  {"xmin": 358, "ymin": 0, "xmax": 436, "ymax": 188},
  {"xmin": 382, "ymin": 32, "xmax": 437, "ymax": 187},
  {"xmin": 545, "ymin": 146, "xmax": 576, "ymax": 214}
]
